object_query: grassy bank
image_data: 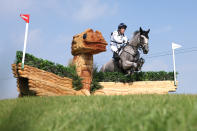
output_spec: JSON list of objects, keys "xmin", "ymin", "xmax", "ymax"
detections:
[{"xmin": 0, "ymin": 95, "xmax": 197, "ymax": 131}]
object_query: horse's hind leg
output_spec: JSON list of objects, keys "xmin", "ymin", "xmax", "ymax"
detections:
[{"xmin": 100, "ymin": 65, "xmax": 106, "ymax": 72}]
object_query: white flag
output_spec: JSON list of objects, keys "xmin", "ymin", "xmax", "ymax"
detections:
[{"xmin": 172, "ymin": 42, "xmax": 182, "ymax": 49}]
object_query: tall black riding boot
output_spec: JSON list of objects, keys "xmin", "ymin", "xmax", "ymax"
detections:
[{"xmin": 112, "ymin": 52, "xmax": 120, "ymax": 61}]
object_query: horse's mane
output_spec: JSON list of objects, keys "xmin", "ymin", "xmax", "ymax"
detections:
[{"xmin": 133, "ymin": 30, "xmax": 140, "ymax": 36}]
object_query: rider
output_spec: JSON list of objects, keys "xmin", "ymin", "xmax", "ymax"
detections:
[{"xmin": 110, "ymin": 23, "xmax": 129, "ymax": 61}]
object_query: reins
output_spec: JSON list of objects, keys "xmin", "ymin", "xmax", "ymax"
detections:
[{"xmin": 120, "ymin": 43, "xmax": 138, "ymax": 57}]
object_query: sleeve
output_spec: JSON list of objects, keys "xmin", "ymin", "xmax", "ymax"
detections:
[
  {"xmin": 112, "ymin": 31, "xmax": 123, "ymax": 44},
  {"xmin": 123, "ymin": 36, "xmax": 129, "ymax": 43}
]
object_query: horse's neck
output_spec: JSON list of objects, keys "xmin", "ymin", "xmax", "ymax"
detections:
[
  {"xmin": 123, "ymin": 44, "xmax": 139, "ymax": 56},
  {"xmin": 128, "ymin": 42, "xmax": 138, "ymax": 52},
  {"xmin": 129, "ymin": 34, "xmax": 139, "ymax": 51},
  {"xmin": 130, "ymin": 33, "xmax": 139, "ymax": 45}
]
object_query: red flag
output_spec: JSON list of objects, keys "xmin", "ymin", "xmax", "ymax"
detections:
[{"xmin": 20, "ymin": 14, "xmax": 30, "ymax": 23}]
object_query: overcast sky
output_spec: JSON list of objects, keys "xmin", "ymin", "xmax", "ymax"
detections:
[{"xmin": 0, "ymin": 0, "xmax": 197, "ymax": 99}]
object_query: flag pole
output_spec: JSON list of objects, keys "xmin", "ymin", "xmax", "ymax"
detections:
[
  {"xmin": 172, "ymin": 48, "xmax": 176, "ymax": 86},
  {"xmin": 172, "ymin": 42, "xmax": 182, "ymax": 86},
  {"xmin": 22, "ymin": 22, "xmax": 29, "ymax": 70}
]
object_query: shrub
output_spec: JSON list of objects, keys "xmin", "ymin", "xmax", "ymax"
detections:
[{"xmin": 90, "ymin": 66, "xmax": 103, "ymax": 93}]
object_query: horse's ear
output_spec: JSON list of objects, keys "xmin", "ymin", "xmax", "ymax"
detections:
[
  {"xmin": 139, "ymin": 27, "xmax": 143, "ymax": 33},
  {"xmin": 147, "ymin": 29, "xmax": 150, "ymax": 33}
]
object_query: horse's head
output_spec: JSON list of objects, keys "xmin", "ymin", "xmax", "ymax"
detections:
[{"xmin": 138, "ymin": 27, "xmax": 150, "ymax": 54}]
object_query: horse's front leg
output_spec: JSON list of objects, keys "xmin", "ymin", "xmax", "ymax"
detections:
[{"xmin": 136, "ymin": 58, "xmax": 145, "ymax": 71}]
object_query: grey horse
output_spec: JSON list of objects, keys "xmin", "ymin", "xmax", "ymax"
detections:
[{"xmin": 100, "ymin": 27, "xmax": 150, "ymax": 75}]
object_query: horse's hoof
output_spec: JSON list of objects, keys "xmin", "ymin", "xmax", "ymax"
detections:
[{"xmin": 140, "ymin": 58, "xmax": 145, "ymax": 63}]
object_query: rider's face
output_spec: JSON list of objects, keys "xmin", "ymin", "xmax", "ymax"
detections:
[{"xmin": 120, "ymin": 28, "xmax": 125, "ymax": 34}]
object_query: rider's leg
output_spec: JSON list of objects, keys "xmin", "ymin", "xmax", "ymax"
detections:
[
  {"xmin": 110, "ymin": 45, "xmax": 118, "ymax": 53},
  {"xmin": 113, "ymin": 52, "xmax": 120, "ymax": 60},
  {"xmin": 111, "ymin": 45, "xmax": 120, "ymax": 60}
]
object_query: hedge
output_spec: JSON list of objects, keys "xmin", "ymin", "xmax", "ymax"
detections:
[
  {"xmin": 92, "ymin": 68, "xmax": 176, "ymax": 82},
  {"xmin": 15, "ymin": 51, "xmax": 83, "ymax": 90},
  {"xmin": 90, "ymin": 65, "xmax": 177, "ymax": 92}
]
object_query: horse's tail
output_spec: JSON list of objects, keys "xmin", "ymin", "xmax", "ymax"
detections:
[{"xmin": 100, "ymin": 64, "xmax": 105, "ymax": 72}]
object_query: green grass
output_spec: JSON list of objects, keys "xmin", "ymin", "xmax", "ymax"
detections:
[{"xmin": 0, "ymin": 95, "xmax": 197, "ymax": 131}]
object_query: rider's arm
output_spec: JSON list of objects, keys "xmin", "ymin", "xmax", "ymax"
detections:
[{"xmin": 113, "ymin": 31, "xmax": 124, "ymax": 44}]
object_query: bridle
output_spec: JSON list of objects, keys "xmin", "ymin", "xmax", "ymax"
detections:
[{"xmin": 138, "ymin": 35, "xmax": 148, "ymax": 51}]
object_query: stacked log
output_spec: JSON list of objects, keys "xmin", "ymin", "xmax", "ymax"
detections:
[
  {"xmin": 12, "ymin": 63, "xmax": 79, "ymax": 96},
  {"xmin": 93, "ymin": 81, "xmax": 178, "ymax": 95}
]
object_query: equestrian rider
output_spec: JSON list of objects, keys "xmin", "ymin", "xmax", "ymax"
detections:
[{"xmin": 110, "ymin": 23, "xmax": 129, "ymax": 61}]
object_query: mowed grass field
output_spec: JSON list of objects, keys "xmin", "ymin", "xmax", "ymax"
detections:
[{"xmin": 0, "ymin": 95, "xmax": 197, "ymax": 131}]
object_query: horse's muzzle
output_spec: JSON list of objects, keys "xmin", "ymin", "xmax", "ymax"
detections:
[
  {"xmin": 143, "ymin": 50, "xmax": 148, "ymax": 54},
  {"xmin": 143, "ymin": 48, "xmax": 149, "ymax": 54},
  {"xmin": 142, "ymin": 44, "xmax": 149, "ymax": 54}
]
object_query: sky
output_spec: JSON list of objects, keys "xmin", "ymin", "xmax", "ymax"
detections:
[{"xmin": 0, "ymin": 0, "xmax": 197, "ymax": 99}]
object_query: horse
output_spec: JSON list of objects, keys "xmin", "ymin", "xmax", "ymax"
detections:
[{"xmin": 100, "ymin": 27, "xmax": 150, "ymax": 75}]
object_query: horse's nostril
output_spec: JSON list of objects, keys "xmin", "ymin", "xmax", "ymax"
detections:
[{"xmin": 143, "ymin": 50, "xmax": 148, "ymax": 54}]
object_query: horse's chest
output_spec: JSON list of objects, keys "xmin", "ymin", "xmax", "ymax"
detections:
[
  {"xmin": 128, "ymin": 52, "xmax": 139, "ymax": 62},
  {"xmin": 123, "ymin": 46, "xmax": 140, "ymax": 62},
  {"xmin": 131, "ymin": 55, "xmax": 139, "ymax": 62},
  {"xmin": 134, "ymin": 56, "xmax": 139, "ymax": 61}
]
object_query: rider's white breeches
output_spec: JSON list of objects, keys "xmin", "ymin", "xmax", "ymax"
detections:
[{"xmin": 110, "ymin": 45, "xmax": 118, "ymax": 53}]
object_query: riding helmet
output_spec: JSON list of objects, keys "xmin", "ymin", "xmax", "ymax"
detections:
[{"xmin": 118, "ymin": 23, "xmax": 127, "ymax": 30}]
